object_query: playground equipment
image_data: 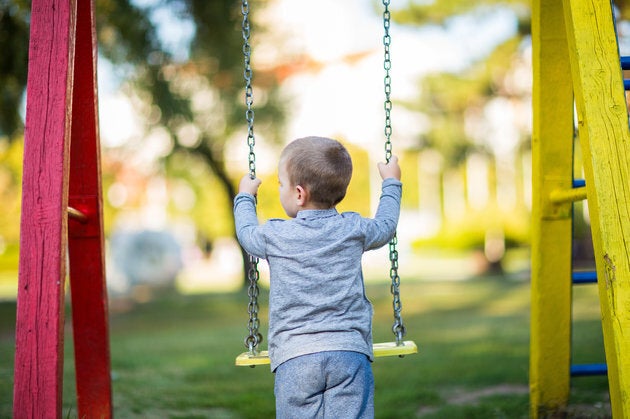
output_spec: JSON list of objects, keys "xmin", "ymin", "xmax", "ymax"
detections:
[
  {"xmin": 12, "ymin": 1, "xmax": 414, "ymax": 415},
  {"xmin": 24, "ymin": 0, "xmax": 630, "ymax": 415},
  {"xmin": 530, "ymin": 0, "xmax": 630, "ymax": 417},
  {"xmin": 235, "ymin": 0, "xmax": 417, "ymax": 367},
  {"xmin": 12, "ymin": 0, "xmax": 112, "ymax": 417}
]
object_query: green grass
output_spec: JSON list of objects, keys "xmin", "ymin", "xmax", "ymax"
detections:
[{"xmin": 0, "ymin": 277, "xmax": 611, "ymax": 418}]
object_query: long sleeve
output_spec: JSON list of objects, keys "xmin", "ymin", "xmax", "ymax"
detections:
[
  {"xmin": 233, "ymin": 192, "xmax": 267, "ymax": 259},
  {"xmin": 363, "ymin": 177, "xmax": 402, "ymax": 250}
]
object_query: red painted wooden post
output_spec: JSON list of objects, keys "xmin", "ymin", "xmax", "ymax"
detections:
[
  {"xmin": 14, "ymin": 0, "xmax": 112, "ymax": 416},
  {"xmin": 13, "ymin": 0, "xmax": 77, "ymax": 417},
  {"xmin": 68, "ymin": 0, "xmax": 113, "ymax": 416}
]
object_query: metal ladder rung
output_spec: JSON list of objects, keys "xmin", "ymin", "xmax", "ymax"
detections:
[
  {"xmin": 570, "ymin": 363, "xmax": 607, "ymax": 377},
  {"xmin": 620, "ymin": 55, "xmax": 630, "ymax": 69},
  {"xmin": 572, "ymin": 270, "xmax": 597, "ymax": 284},
  {"xmin": 620, "ymin": 56, "xmax": 630, "ymax": 90}
]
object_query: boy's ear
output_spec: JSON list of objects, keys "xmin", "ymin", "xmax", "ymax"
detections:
[{"xmin": 295, "ymin": 184, "xmax": 308, "ymax": 206}]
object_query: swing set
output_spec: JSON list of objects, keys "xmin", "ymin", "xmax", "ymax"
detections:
[
  {"xmin": 12, "ymin": 0, "xmax": 416, "ymax": 416},
  {"xmin": 16, "ymin": 0, "xmax": 630, "ymax": 415},
  {"xmin": 234, "ymin": 0, "xmax": 418, "ymax": 367}
]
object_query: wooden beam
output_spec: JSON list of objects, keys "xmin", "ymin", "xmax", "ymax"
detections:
[
  {"xmin": 13, "ymin": 0, "xmax": 77, "ymax": 416},
  {"xmin": 67, "ymin": 0, "xmax": 112, "ymax": 416},
  {"xmin": 562, "ymin": 0, "xmax": 630, "ymax": 415},
  {"xmin": 529, "ymin": 0, "xmax": 574, "ymax": 416}
]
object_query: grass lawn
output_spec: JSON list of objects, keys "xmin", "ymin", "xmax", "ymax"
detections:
[{"xmin": 0, "ymin": 276, "xmax": 611, "ymax": 418}]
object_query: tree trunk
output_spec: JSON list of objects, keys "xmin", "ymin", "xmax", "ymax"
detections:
[{"xmin": 193, "ymin": 139, "xmax": 250, "ymax": 288}]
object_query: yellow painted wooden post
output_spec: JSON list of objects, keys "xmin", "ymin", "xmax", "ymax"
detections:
[
  {"xmin": 562, "ymin": 0, "xmax": 630, "ymax": 416},
  {"xmin": 529, "ymin": 0, "xmax": 575, "ymax": 416}
]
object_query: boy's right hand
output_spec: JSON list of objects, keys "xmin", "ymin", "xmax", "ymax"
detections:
[
  {"xmin": 378, "ymin": 155, "xmax": 401, "ymax": 181},
  {"xmin": 239, "ymin": 175, "xmax": 262, "ymax": 196}
]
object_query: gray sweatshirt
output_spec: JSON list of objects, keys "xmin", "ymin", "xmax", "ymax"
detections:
[{"xmin": 234, "ymin": 178, "xmax": 402, "ymax": 371}]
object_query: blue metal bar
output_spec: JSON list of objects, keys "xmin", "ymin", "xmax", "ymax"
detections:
[
  {"xmin": 572, "ymin": 179, "xmax": 586, "ymax": 188},
  {"xmin": 570, "ymin": 363, "xmax": 607, "ymax": 377},
  {"xmin": 621, "ymin": 57, "xmax": 630, "ymax": 89},
  {"xmin": 572, "ymin": 271, "xmax": 597, "ymax": 284}
]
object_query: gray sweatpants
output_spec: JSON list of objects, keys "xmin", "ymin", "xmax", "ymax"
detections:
[{"xmin": 274, "ymin": 351, "xmax": 374, "ymax": 419}]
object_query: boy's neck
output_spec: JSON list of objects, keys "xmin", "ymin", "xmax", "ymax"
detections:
[{"xmin": 299, "ymin": 201, "xmax": 333, "ymax": 211}]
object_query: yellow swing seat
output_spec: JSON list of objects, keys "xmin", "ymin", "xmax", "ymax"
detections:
[{"xmin": 235, "ymin": 340, "xmax": 418, "ymax": 367}]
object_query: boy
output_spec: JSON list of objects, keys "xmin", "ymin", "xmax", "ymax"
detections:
[{"xmin": 234, "ymin": 136, "xmax": 402, "ymax": 418}]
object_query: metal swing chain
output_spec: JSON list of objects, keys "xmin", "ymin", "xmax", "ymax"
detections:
[
  {"xmin": 241, "ymin": 0, "xmax": 262, "ymax": 354},
  {"xmin": 383, "ymin": 0, "xmax": 393, "ymax": 163},
  {"xmin": 242, "ymin": 0, "xmax": 256, "ymax": 180},
  {"xmin": 382, "ymin": 0, "xmax": 406, "ymax": 346}
]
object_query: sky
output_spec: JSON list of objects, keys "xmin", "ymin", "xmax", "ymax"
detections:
[
  {"xmin": 97, "ymin": 0, "xmax": 519, "ymax": 155},
  {"xmin": 269, "ymin": 0, "xmax": 517, "ymax": 151}
]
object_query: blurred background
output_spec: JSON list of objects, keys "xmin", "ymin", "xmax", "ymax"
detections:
[{"xmin": 0, "ymin": 0, "xmax": 547, "ymax": 299}]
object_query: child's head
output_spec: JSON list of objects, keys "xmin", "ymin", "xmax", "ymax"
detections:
[{"xmin": 279, "ymin": 136, "xmax": 353, "ymax": 209}]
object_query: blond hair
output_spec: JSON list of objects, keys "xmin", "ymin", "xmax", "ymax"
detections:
[{"xmin": 280, "ymin": 136, "xmax": 353, "ymax": 207}]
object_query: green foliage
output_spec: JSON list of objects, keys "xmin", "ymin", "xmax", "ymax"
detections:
[
  {"xmin": 391, "ymin": 0, "xmax": 530, "ymax": 29},
  {"xmin": 418, "ymin": 72, "xmax": 477, "ymax": 166},
  {"xmin": 393, "ymin": 0, "xmax": 531, "ymax": 172},
  {"xmin": 0, "ymin": 0, "xmax": 286, "ymax": 245},
  {"xmin": 0, "ymin": 1, "xmax": 29, "ymax": 138},
  {"xmin": 615, "ymin": 1, "xmax": 630, "ymax": 20},
  {"xmin": 416, "ymin": 37, "xmax": 527, "ymax": 166},
  {"xmin": 101, "ymin": 0, "xmax": 287, "ymax": 277},
  {"xmin": 96, "ymin": 0, "xmax": 161, "ymax": 64},
  {"xmin": 165, "ymin": 150, "xmax": 234, "ymax": 240},
  {"xmin": 413, "ymin": 206, "xmax": 530, "ymax": 251},
  {"xmin": 0, "ymin": 0, "xmax": 535, "ymax": 271}
]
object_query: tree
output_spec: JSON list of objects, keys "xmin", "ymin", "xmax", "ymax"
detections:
[
  {"xmin": 96, "ymin": 0, "xmax": 287, "ymax": 285},
  {"xmin": 392, "ymin": 0, "xmax": 530, "ymax": 161},
  {"xmin": 0, "ymin": 0, "xmax": 286, "ymax": 286},
  {"xmin": 0, "ymin": 0, "xmax": 30, "ymax": 139},
  {"xmin": 389, "ymin": 1, "xmax": 532, "ymax": 270}
]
